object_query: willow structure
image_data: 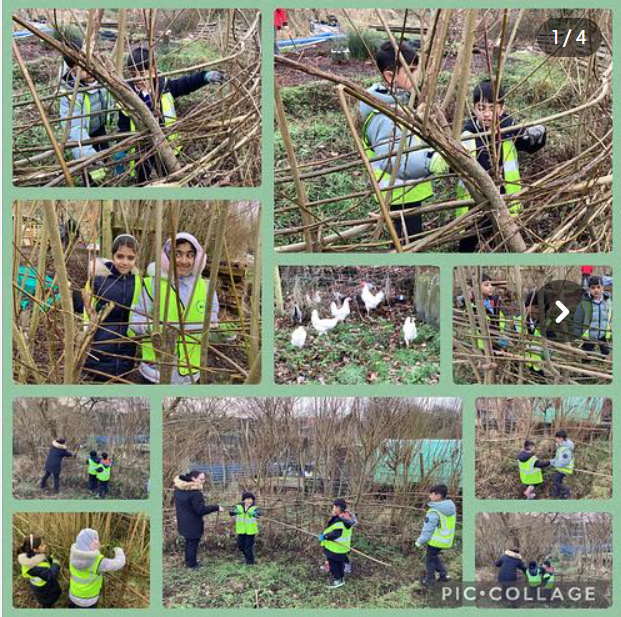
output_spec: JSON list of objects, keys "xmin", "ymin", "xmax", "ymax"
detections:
[
  {"xmin": 12, "ymin": 9, "xmax": 261, "ymax": 187},
  {"xmin": 274, "ymin": 9, "xmax": 612, "ymax": 253},
  {"xmin": 12, "ymin": 201, "xmax": 261, "ymax": 385}
]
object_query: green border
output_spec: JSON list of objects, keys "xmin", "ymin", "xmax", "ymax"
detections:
[{"xmin": 3, "ymin": 1, "xmax": 619, "ymax": 615}]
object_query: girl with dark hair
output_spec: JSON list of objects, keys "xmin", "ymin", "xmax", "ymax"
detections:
[{"xmin": 16, "ymin": 534, "xmax": 62, "ymax": 608}]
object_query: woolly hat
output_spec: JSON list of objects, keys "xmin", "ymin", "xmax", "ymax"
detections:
[
  {"xmin": 76, "ymin": 528, "xmax": 99, "ymax": 551},
  {"xmin": 241, "ymin": 491, "xmax": 256, "ymax": 502}
]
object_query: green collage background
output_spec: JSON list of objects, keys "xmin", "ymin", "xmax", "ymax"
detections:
[{"xmin": 2, "ymin": 0, "xmax": 619, "ymax": 614}]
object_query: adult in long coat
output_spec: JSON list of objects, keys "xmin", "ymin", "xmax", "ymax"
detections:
[
  {"xmin": 40, "ymin": 439, "xmax": 76, "ymax": 493},
  {"xmin": 174, "ymin": 471, "xmax": 223, "ymax": 568}
]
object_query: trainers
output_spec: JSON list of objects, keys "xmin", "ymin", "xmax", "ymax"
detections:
[
  {"xmin": 419, "ymin": 576, "xmax": 435, "ymax": 588},
  {"xmin": 328, "ymin": 579, "xmax": 345, "ymax": 589},
  {"xmin": 438, "ymin": 575, "xmax": 452, "ymax": 583}
]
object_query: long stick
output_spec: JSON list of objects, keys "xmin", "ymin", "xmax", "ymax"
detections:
[{"xmin": 260, "ymin": 515, "xmax": 392, "ymax": 567}]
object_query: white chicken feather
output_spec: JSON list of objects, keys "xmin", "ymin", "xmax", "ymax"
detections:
[
  {"xmin": 291, "ymin": 326, "xmax": 307, "ymax": 349},
  {"xmin": 402, "ymin": 316, "xmax": 418, "ymax": 347},
  {"xmin": 330, "ymin": 298, "xmax": 351, "ymax": 322},
  {"xmin": 311, "ymin": 310, "xmax": 340, "ymax": 335},
  {"xmin": 360, "ymin": 281, "xmax": 385, "ymax": 314}
]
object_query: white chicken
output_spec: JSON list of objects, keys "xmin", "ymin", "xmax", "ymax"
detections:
[
  {"xmin": 291, "ymin": 326, "xmax": 307, "ymax": 349},
  {"xmin": 311, "ymin": 310, "xmax": 340, "ymax": 336},
  {"xmin": 330, "ymin": 298, "xmax": 351, "ymax": 322},
  {"xmin": 402, "ymin": 316, "xmax": 418, "ymax": 347},
  {"xmin": 360, "ymin": 281, "xmax": 385, "ymax": 315}
]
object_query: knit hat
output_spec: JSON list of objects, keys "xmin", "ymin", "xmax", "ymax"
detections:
[
  {"xmin": 588, "ymin": 275, "xmax": 603, "ymax": 287},
  {"xmin": 76, "ymin": 528, "xmax": 99, "ymax": 551},
  {"xmin": 241, "ymin": 491, "xmax": 256, "ymax": 502}
]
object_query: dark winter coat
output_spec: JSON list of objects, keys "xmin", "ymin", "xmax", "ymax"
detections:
[
  {"xmin": 495, "ymin": 550, "xmax": 527, "ymax": 582},
  {"xmin": 74, "ymin": 259, "xmax": 139, "ymax": 380},
  {"xmin": 322, "ymin": 513, "xmax": 355, "ymax": 560},
  {"xmin": 518, "ymin": 450, "xmax": 550, "ymax": 468},
  {"xmin": 174, "ymin": 475, "xmax": 220, "ymax": 540},
  {"xmin": 17, "ymin": 553, "xmax": 62, "ymax": 607},
  {"xmin": 118, "ymin": 72, "xmax": 209, "ymax": 133},
  {"xmin": 463, "ymin": 114, "xmax": 546, "ymax": 181},
  {"xmin": 44, "ymin": 442, "xmax": 74, "ymax": 474}
]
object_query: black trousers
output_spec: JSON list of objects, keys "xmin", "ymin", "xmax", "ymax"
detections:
[
  {"xmin": 327, "ymin": 557, "xmax": 345, "ymax": 581},
  {"xmin": 582, "ymin": 339, "xmax": 611, "ymax": 357},
  {"xmin": 40, "ymin": 471, "xmax": 61, "ymax": 492},
  {"xmin": 184, "ymin": 537, "xmax": 200, "ymax": 568},
  {"xmin": 426, "ymin": 545, "xmax": 447, "ymax": 583},
  {"xmin": 88, "ymin": 474, "xmax": 98, "ymax": 491},
  {"xmin": 237, "ymin": 534, "xmax": 256, "ymax": 564},
  {"xmin": 551, "ymin": 471, "xmax": 570, "ymax": 498},
  {"xmin": 391, "ymin": 202, "xmax": 423, "ymax": 241},
  {"xmin": 98, "ymin": 480, "xmax": 110, "ymax": 498}
]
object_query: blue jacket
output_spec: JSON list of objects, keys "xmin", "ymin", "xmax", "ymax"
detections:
[
  {"xmin": 74, "ymin": 259, "xmax": 139, "ymax": 380},
  {"xmin": 416, "ymin": 499, "xmax": 456, "ymax": 545}
]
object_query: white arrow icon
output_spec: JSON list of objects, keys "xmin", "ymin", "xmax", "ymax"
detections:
[{"xmin": 555, "ymin": 300, "xmax": 569, "ymax": 323}]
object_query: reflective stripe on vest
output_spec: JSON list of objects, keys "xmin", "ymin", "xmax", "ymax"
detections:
[
  {"xmin": 579, "ymin": 299, "xmax": 612, "ymax": 340},
  {"xmin": 70, "ymin": 553, "xmax": 104, "ymax": 599},
  {"xmin": 514, "ymin": 320, "xmax": 543, "ymax": 371},
  {"xmin": 234, "ymin": 505, "xmax": 259, "ymax": 535},
  {"xmin": 361, "ymin": 111, "xmax": 434, "ymax": 205},
  {"xmin": 519, "ymin": 455, "xmax": 543, "ymax": 485},
  {"xmin": 427, "ymin": 508, "xmax": 456, "ymax": 549},
  {"xmin": 96, "ymin": 462, "xmax": 111, "ymax": 482},
  {"xmin": 321, "ymin": 521, "xmax": 352, "ymax": 554},
  {"xmin": 139, "ymin": 277, "xmax": 208, "ymax": 376},
  {"xmin": 88, "ymin": 457, "xmax": 100, "ymax": 475},
  {"xmin": 476, "ymin": 309, "xmax": 507, "ymax": 351},
  {"xmin": 21, "ymin": 560, "xmax": 51, "ymax": 587},
  {"xmin": 455, "ymin": 136, "xmax": 521, "ymax": 217},
  {"xmin": 83, "ymin": 276, "xmax": 143, "ymax": 336},
  {"xmin": 526, "ymin": 570, "xmax": 542, "ymax": 587},
  {"xmin": 555, "ymin": 445, "xmax": 575, "ymax": 475}
]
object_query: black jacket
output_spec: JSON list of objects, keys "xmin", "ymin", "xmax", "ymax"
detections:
[
  {"xmin": 118, "ymin": 72, "xmax": 209, "ymax": 133},
  {"xmin": 174, "ymin": 475, "xmax": 220, "ymax": 540},
  {"xmin": 17, "ymin": 553, "xmax": 62, "ymax": 607},
  {"xmin": 463, "ymin": 114, "xmax": 546, "ymax": 180},
  {"xmin": 495, "ymin": 550, "xmax": 527, "ymax": 582},
  {"xmin": 518, "ymin": 450, "xmax": 550, "ymax": 468},
  {"xmin": 74, "ymin": 259, "xmax": 138, "ymax": 380},
  {"xmin": 44, "ymin": 442, "xmax": 74, "ymax": 473}
]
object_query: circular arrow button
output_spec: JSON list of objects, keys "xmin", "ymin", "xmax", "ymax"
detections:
[{"xmin": 527, "ymin": 280, "xmax": 589, "ymax": 343}]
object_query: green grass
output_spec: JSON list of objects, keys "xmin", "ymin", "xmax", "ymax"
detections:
[
  {"xmin": 163, "ymin": 539, "xmax": 462, "ymax": 608},
  {"xmin": 275, "ymin": 315, "xmax": 440, "ymax": 385}
]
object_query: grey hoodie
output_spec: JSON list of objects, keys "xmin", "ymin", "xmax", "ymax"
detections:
[
  {"xmin": 68, "ymin": 544, "xmax": 126, "ymax": 607},
  {"xmin": 551, "ymin": 439, "xmax": 575, "ymax": 471},
  {"xmin": 416, "ymin": 498, "xmax": 457, "ymax": 546},
  {"xmin": 360, "ymin": 84, "xmax": 434, "ymax": 186}
]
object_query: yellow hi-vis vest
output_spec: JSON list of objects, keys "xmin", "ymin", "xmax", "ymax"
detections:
[
  {"xmin": 519, "ymin": 455, "xmax": 543, "ymax": 485},
  {"xmin": 139, "ymin": 276, "xmax": 208, "ymax": 376},
  {"xmin": 70, "ymin": 553, "xmax": 104, "ymax": 600},
  {"xmin": 554, "ymin": 445, "xmax": 575, "ymax": 475},
  {"xmin": 514, "ymin": 319, "xmax": 543, "ymax": 371},
  {"xmin": 578, "ymin": 299, "xmax": 612, "ymax": 341},
  {"xmin": 543, "ymin": 572, "xmax": 556, "ymax": 589},
  {"xmin": 128, "ymin": 90, "xmax": 180, "ymax": 177},
  {"xmin": 21, "ymin": 559, "xmax": 53, "ymax": 587},
  {"xmin": 82, "ymin": 276, "xmax": 143, "ymax": 336},
  {"xmin": 81, "ymin": 89, "xmax": 116, "ymax": 136},
  {"xmin": 234, "ymin": 505, "xmax": 259, "ymax": 535},
  {"xmin": 321, "ymin": 520, "xmax": 352, "ymax": 554},
  {"xmin": 361, "ymin": 111, "xmax": 434, "ymax": 206},
  {"xmin": 526, "ymin": 568, "xmax": 542, "ymax": 587},
  {"xmin": 455, "ymin": 136, "xmax": 521, "ymax": 217},
  {"xmin": 427, "ymin": 508, "xmax": 456, "ymax": 549},
  {"xmin": 88, "ymin": 457, "xmax": 100, "ymax": 476},
  {"xmin": 96, "ymin": 461, "xmax": 112, "ymax": 482},
  {"xmin": 476, "ymin": 309, "xmax": 507, "ymax": 351}
]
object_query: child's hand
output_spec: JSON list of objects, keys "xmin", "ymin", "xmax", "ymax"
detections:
[
  {"xmin": 318, "ymin": 533, "xmax": 326, "ymax": 542},
  {"xmin": 524, "ymin": 125, "xmax": 546, "ymax": 146}
]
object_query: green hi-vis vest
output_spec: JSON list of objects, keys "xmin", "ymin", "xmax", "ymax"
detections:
[
  {"xmin": 361, "ymin": 111, "xmax": 434, "ymax": 206},
  {"xmin": 519, "ymin": 455, "xmax": 543, "ymax": 485},
  {"xmin": 82, "ymin": 277, "xmax": 143, "ymax": 336},
  {"xmin": 321, "ymin": 521, "xmax": 352, "ymax": 554},
  {"xmin": 543, "ymin": 573, "xmax": 556, "ymax": 589},
  {"xmin": 21, "ymin": 559, "xmax": 52, "ymax": 587},
  {"xmin": 139, "ymin": 276, "xmax": 208, "ymax": 376},
  {"xmin": 128, "ymin": 91, "xmax": 180, "ymax": 177},
  {"xmin": 70, "ymin": 553, "xmax": 104, "ymax": 600},
  {"xmin": 81, "ymin": 89, "xmax": 117, "ymax": 136},
  {"xmin": 455, "ymin": 137, "xmax": 521, "ymax": 217},
  {"xmin": 427, "ymin": 508, "xmax": 456, "ymax": 549},
  {"xmin": 578, "ymin": 299, "xmax": 612, "ymax": 341},
  {"xmin": 514, "ymin": 319, "xmax": 543, "ymax": 371},
  {"xmin": 526, "ymin": 569, "xmax": 542, "ymax": 587},
  {"xmin": 555, "ymin": 445, "xmax": 575, "ymax": 475},
  {"xmin": 96, "ymin": 462, "xmax": 111, "ymax": 482},
  {"xmin": 475, "ymin": 309, "xmax": 507, "ymax": 351},
  {"xmin": 234, "ymin": 504, "xmax": 259, "ymax": 535},
  {"xmin": 88, "ymin": 457, "xmax": 100, "ymax": 476}
]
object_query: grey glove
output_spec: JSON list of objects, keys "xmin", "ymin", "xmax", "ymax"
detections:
[
  {"xmin": 205, "ymin": 70, "xmax": 226, "ymax": 85},
  {"xmin": 525, "ymin": 125, "xmax": 546, "ymax": 146}
]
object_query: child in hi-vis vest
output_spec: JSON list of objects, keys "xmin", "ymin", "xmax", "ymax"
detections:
[
  {"xmin": 518, "ymin": 440, "xmax": 550, "ymax": 500},
  {"xmin": 318, "ymin": 499, "xmax": 355, "ymax": 589},
  {"xmin": 17, "ymin": 534, "xmax": 62, "ymax": 608},
  {"xmin": 229, "ymin": 491, "xmax": 261, "ymax": 565}
]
